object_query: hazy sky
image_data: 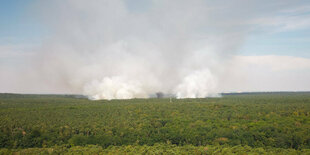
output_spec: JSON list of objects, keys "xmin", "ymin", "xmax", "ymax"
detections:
[{"xmin": 0, "ymin": 0, "xmax": 310, "ymax": 97}]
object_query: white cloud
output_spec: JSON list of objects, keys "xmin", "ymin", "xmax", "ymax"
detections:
[
  {"xmin": 252, "ymin": 15, "xmax": 310, "ymax": 32},
  {"xmin": 218, "ymin": 55, "xmax": 310, "ymax": 92},
  {"xmin": 234, "ymin": 55, "xmax": 310, "ymax": 71},
  {"xmin": 280, "ymin": 5, "xmax": 310, "ymax": 14},
  {"xmin": 247, "ymin": 3, "xmax": 310, "ymax": 32}
]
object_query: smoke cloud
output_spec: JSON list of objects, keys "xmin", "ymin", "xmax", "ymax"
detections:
[
  {"xmin": 84, "ymin": 76, "xmax": 146, "ymax": 100},
  {"xmin": 2, "ymin": 0, "xmax": 307, "ymax": 99},
  {"xmin": 31, "ymin": 0, "xmax": 238, "ymax": 99},
  {"xmin": 174, "ymin": 69, "xmax": 219, "ymax": 98}
]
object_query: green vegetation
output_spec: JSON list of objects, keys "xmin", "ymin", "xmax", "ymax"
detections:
[
  {"xmin": 1, "ymin": 144, "xmax": 309, "ymax": 155},
  {"xmin": 0, "ymin": 93, "xmax": 310, "ymax": 154}
]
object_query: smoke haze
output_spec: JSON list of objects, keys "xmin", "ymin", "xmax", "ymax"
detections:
[
  {"xmin": 1, "ymin": 0, "xmax": 310, "ymax": 99},
  {"xmin": 34, "ymin": 0, "xmax": 237, "ymax": 99}
]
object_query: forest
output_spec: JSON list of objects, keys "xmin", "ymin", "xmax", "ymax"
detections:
[{"xmin": 0, "ymin": 92, "xmax": 310, "ymax": 154}]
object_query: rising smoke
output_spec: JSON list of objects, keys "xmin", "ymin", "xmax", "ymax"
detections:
[{"xmin": 22, "ymin": 0, "xmax": 302, "ymax": 99}]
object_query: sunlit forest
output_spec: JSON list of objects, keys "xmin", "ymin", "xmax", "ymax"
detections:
[{"xmin": 0, "ymin": 93, "xmax": 310, "ymax": 154}]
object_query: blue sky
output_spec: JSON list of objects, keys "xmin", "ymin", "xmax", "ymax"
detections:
[
  {"xmin": 0, "ymin": 0, "xmax": 45, "ymax": 45},
  {"xmin": 240, "ymin": 29, "xmax": 310, "ymax": 58}
]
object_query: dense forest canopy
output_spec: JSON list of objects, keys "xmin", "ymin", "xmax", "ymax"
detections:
[{"xmin": 0, "ymin": 93, "xmax": 310, "ymax": 154}]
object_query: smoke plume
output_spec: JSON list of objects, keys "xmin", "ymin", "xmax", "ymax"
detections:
[{"xmin": 12, "ymin": 0, "xmax": 303, "ymax": 99}]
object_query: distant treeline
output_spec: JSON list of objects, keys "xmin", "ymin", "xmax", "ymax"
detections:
[
  {"xmin": 0, "ymin": 93, "xmax": 87, "ymax": 99},
  {"xmin": 221, "ymin": 91, "xmax": 310, "ymax": 96},
  {"xmin": 1, "ymin": 92, "xmax": 309, "ymax": 99}
]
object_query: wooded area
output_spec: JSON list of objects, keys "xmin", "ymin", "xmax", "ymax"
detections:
[{"xmin": 0, "ymin": 93, "xmax": 310, "ymax": 154}]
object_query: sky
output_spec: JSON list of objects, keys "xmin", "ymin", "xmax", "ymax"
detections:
[{"xmin": 0, "ymin": 0, "xmax": 310, "ymax": 98}]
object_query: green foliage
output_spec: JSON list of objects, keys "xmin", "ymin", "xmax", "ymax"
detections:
[
  {"xmin": 1, "ymin": 144, "xmax": 310, "ymax": 154},
  {"xmin": 0, "ymin": 92, "xmax": 310, "ymax": 152}
]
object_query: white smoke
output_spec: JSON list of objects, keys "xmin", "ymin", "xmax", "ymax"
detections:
[
  {"xmin": 31, "ymin": 0, "xmax": 236, "ymax": 100},
  {"xmin": 83, "ymin": 76, "xmax": 147, "ymax": 100},
  {"xmin": 3, "ymin": 0, "xmax": 305, "ymax": 99},
  {"xmin": 174, "ymin": 69, "xmax": 219, "ymax": 98}
]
